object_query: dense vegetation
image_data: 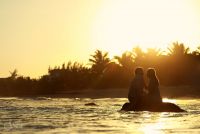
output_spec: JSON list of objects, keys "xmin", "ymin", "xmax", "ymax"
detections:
[{"xmin": 0, "ymin": 42, "xmax": 200, "ymax": 96}]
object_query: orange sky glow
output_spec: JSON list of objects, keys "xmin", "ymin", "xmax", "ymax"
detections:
[{"xmin": 0, "ymin": 0, "xmax": 200, "ymax": 78}]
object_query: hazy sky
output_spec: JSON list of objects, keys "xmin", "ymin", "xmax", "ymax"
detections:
[{"xmin": 0, "ymin": 0, "xmax": 200, "ymax": 78}]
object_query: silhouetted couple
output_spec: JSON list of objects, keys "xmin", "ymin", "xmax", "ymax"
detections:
[{"xmin": 128, "ymin": 67, "xmax": 162, "ymax": 110}]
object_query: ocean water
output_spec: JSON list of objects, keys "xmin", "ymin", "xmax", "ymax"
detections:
[{"xmin": 0, "ymin": 97, "xmax": 199, "ymax": 134}]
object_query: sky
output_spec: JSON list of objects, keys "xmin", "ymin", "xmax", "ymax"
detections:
[{"xmin": 0, "ymin": 0, "xmax": 200, "ymax": 78}]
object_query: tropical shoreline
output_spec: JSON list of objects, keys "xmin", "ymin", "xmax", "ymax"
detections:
[{"xmin": 0, "ymin": 86, "xmax": 199, "ymax": 99}]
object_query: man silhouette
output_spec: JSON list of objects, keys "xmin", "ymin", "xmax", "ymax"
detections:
[{"xmin": 128, "ymin": 67, "xmax": 146, "ymax": 109}]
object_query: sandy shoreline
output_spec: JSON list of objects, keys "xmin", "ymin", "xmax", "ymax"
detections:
[
  {"xmin": 46, "ymin": 86, "xmax": 200, "ymax": 98},
  {"xmin": 0, "ymin": 86, "xmax": 199, "ymax": 98},
  {"xmin": 43, "ymin": 88, "xmax": 129, "ymax": 98}
]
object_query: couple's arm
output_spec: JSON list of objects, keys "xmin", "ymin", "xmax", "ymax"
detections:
[{"xmin": 143, "ymin": 79, "xmax": 148, "ymax": 93}]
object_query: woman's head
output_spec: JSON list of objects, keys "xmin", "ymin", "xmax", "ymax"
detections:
[
  {"xmin": 135, "ymin": 67, "xmax": 144, "ymax": 75},
  {"xmin": 147, "ymin": 68, "xmax": 156, "ymax": 78}
]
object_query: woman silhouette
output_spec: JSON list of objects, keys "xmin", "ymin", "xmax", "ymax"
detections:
[{"xmin": 147, "ymin": 68, "xmax": 162, "ymax": 105}]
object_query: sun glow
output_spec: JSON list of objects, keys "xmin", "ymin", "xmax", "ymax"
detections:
[
  {"xmin": 138, "ymin": 112, "xmax": 164, "ymax": 134},
  {"xmin": 91, "ymin": 0, "xmax": 200, "ymax": 56},
  {"xmin": 162, "ymin": 98, "xmax": 177, "ymax": 103},
  {"xmin": 1, "ymin": 0, "xmax": 200, "ymax": 77}
]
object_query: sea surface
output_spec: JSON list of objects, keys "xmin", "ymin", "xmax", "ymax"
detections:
[{"xmin": 0, "ymin": 97, "xmax": 199, "ymax": 134}]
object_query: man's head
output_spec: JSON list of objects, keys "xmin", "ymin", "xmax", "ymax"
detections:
[{"xmin": 135, "ymin": 67, "xmax": 144, "ymax": 75}]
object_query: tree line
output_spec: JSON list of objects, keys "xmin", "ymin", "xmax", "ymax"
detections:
[{"xmin": 0, "ymin": 42, "xmax": 200, "ymax": 96}]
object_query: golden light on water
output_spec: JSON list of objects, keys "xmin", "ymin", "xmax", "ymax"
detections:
[
  {"xmin": 139, "ymin": 112, "xmax": 172, "ymax": 134},
  {"xmin": 139, "ymin": 98, "xmax": 178, "ymax": 133},
  {"xmin": 141, "ymin": 122, "xmax": 165, "ymax": 134},
  {"xmin": 162, "ymin": 98, "xmax": 177, "ymax": 103}
]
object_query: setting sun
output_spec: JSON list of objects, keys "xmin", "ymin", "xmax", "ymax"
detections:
[{"xmin": 92, "ymin": 0, "xmax": 200, "ymax": 56}]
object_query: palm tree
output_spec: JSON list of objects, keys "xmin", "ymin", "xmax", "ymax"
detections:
[
  {"xmin": 9, "ymin": 69, "xmax": 18, "ymax": 80},
  {"xmin": 89, "ymin": 50, "xmax": 110, "ymax": 74},
  {"xmin": 167, "ymin": 42, "xmax": 190, "ymax": 57},
  {"xmin": 132, "ymin": 46, "xmax": 145, "ymax": 65},
  {"xmin": 191, "ymin": 46, "xmax": 200, "ymax": 56},
  {"xmin": 132, "ymin": 46, "xmax": 144, "ymax": 57},
  {"xmin": 146, "ymin": 48, "xmax": 162, "ymax": 57},
  {"xmin": 114, "ymin": 51, "xmax": 134, "ymax": 70}
]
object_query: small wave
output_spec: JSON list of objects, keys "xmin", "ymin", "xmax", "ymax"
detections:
[
  {"xmin": 36, "ymin": 107, "xmax": 63, "ymax": 111},
  {"xmin": 24, "ymin": 124, "xmax": 55, "ymax": 130},
  {"xmin": 0, "ymin": 97, "xmax": 22, "ymax": 101},
  {"xmin": 25, "ymin": 97, "xmax": 52, "ymax": 101}
]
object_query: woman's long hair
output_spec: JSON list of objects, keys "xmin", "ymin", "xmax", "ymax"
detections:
[{"xmin": 147, "ymin": 68, "xmax": 159, "ymax": 85}]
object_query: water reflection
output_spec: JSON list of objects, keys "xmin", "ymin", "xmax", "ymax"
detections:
[
  {"xmin": 163, "ymin": 98, "xmax": 176, "ymax": 103},
  {"xmin": 0, "ymin": 98, "xmax": 199, "ymax": 134},
  {"xmin": 140, "ymin": 112, "xmax": 165, "ymax": 134}
]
